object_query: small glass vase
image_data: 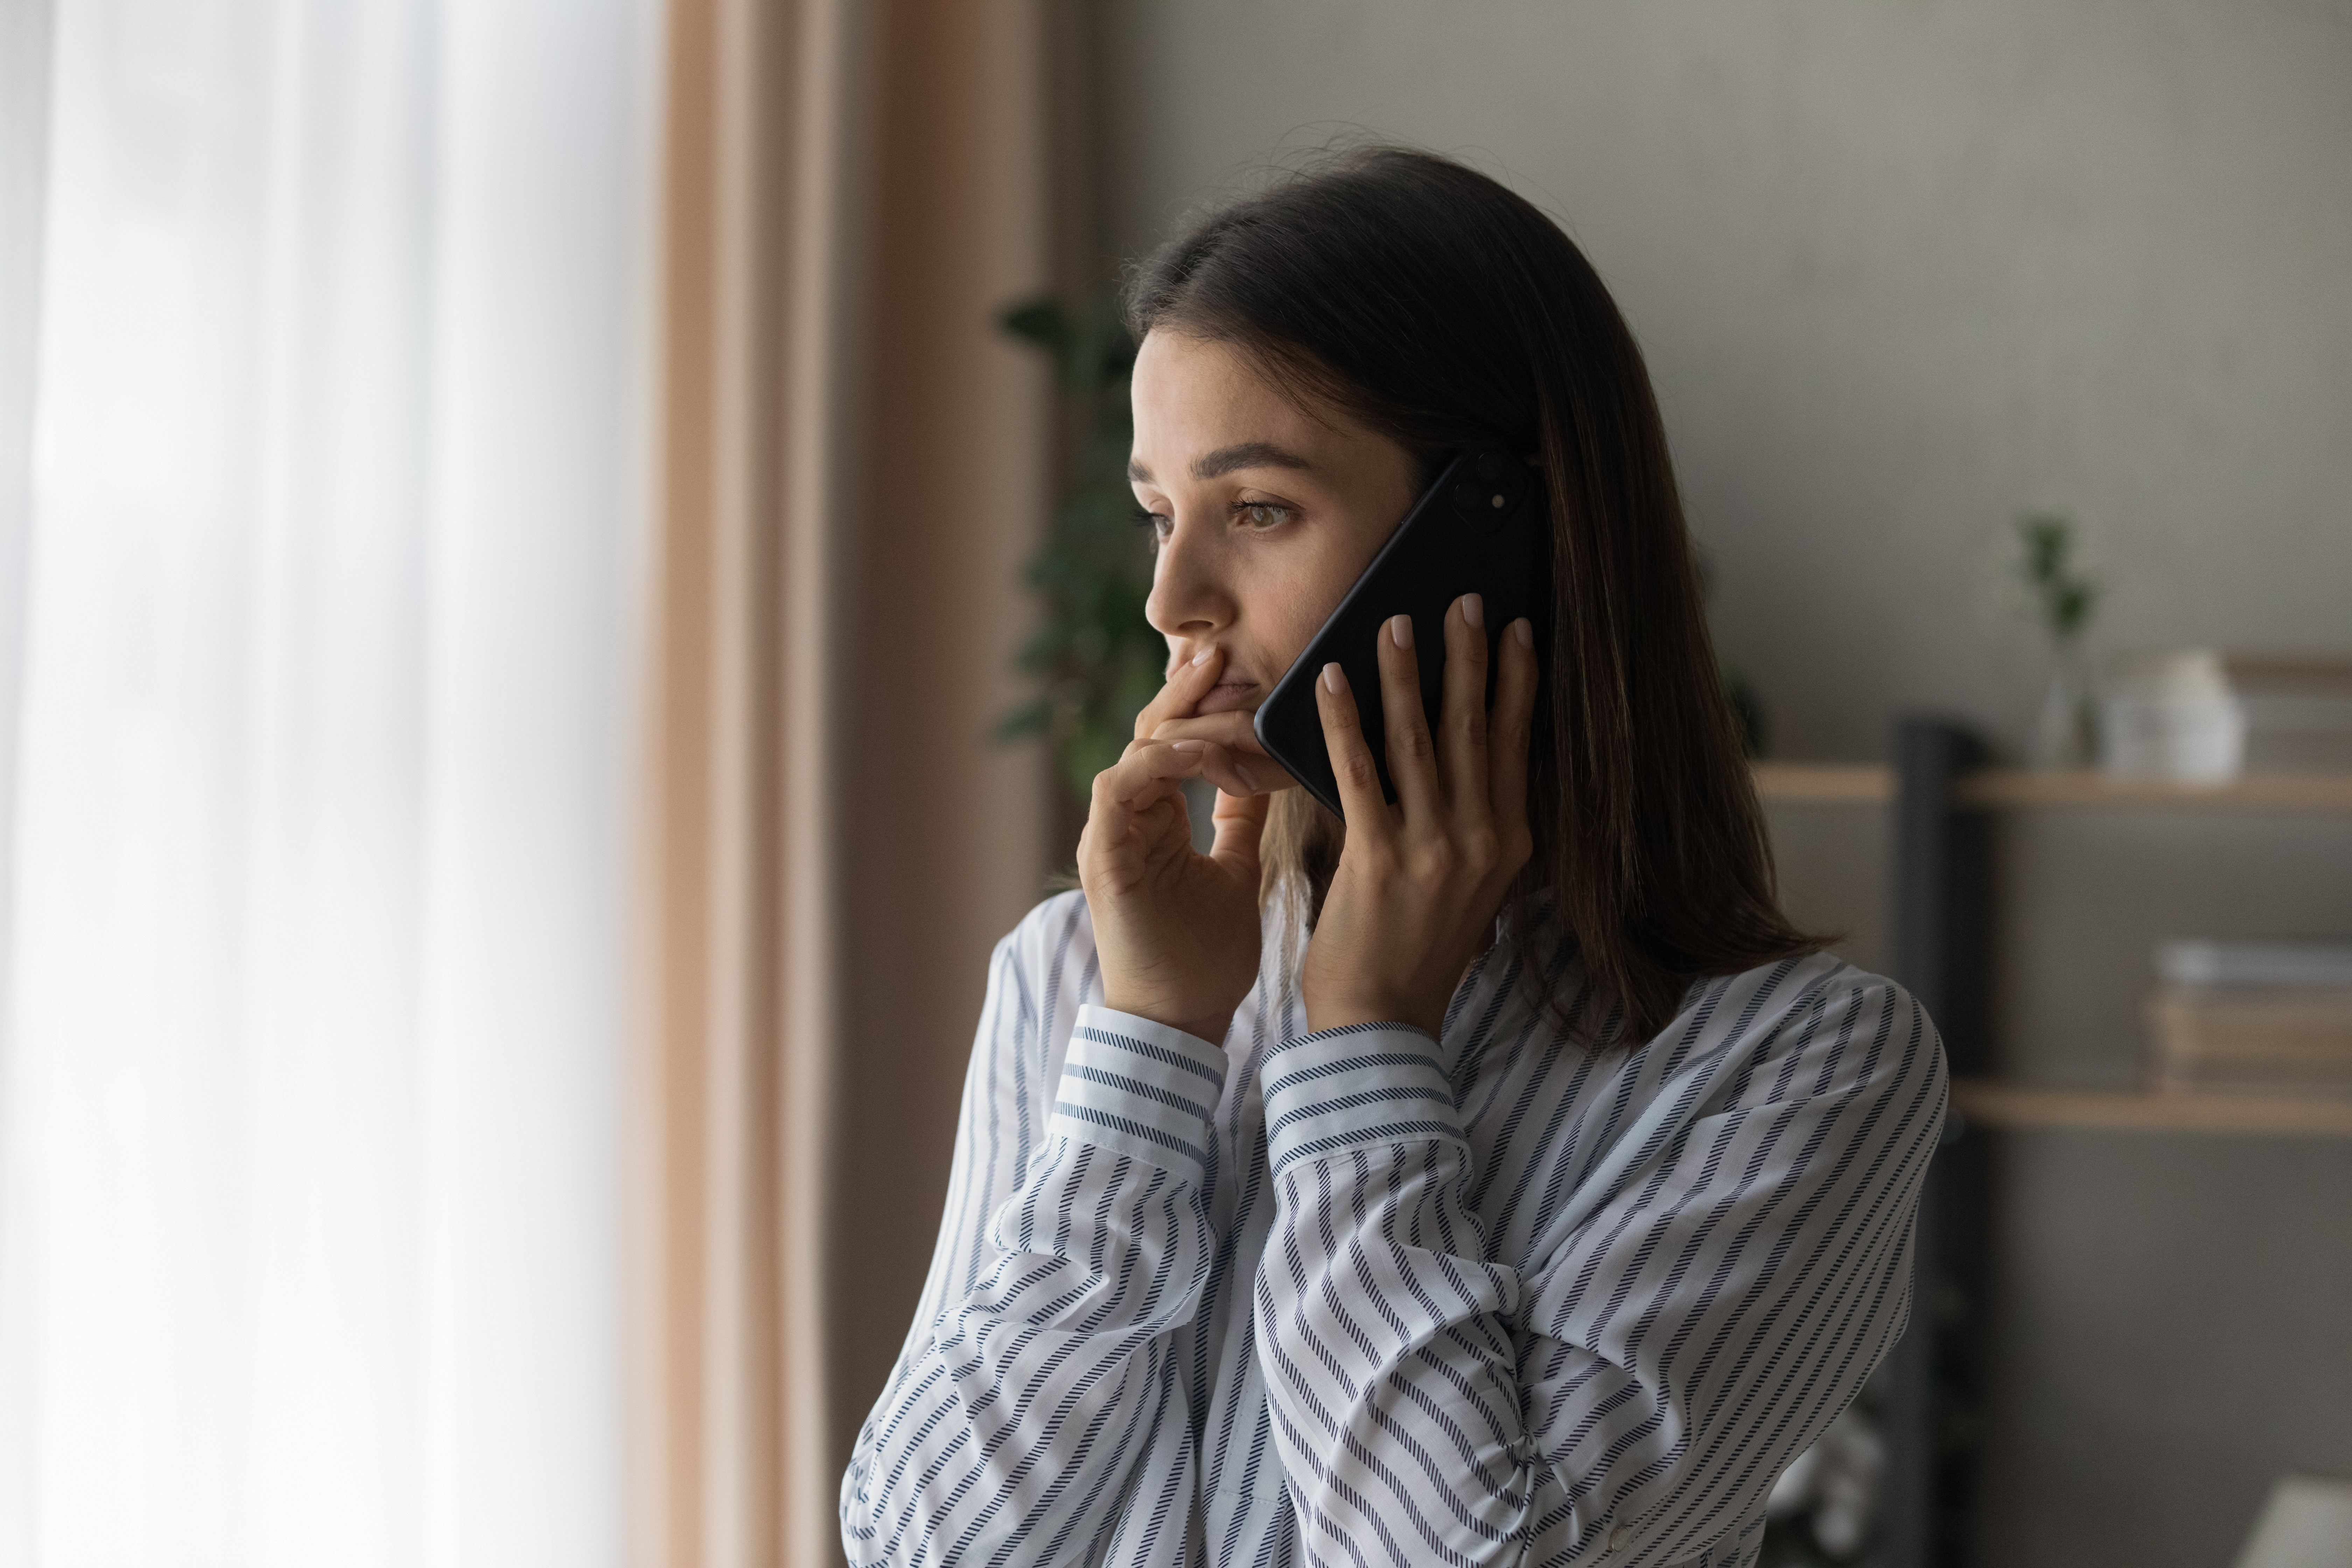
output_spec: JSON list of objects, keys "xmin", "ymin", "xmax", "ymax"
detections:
[{"xmin": 2029, "ymin": 637, "xmax": 2096, "ymax": 769}]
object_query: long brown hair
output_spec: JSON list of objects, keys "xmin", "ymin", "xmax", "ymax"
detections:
[{"xmin": 1125, "ymin": 147, "xmax": 1823, "ymax": 1044}]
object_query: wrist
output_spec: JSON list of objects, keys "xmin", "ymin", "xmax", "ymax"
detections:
[
  {"xmin": 1302, "ymin": 991, "xmax": 1440, "ymax": 1038},
  {"xmin": 1178, "ymin": 1014, "xmax": 1235, "ymax": 1047},
  {"xmin": 1098, "ymin": 995, "xmax": 1233, "ymax": 1049}
]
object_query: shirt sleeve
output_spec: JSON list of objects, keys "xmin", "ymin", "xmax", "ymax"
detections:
[
  {"xmin": 840, "ymin": 914, "xmax": 1230, "ymax": 1568},
  {"xmin": 1252, "ymin": 973, "xmax": 1947, "ymax": 1568}
]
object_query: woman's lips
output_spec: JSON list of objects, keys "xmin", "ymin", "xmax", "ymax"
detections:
[{"xmin": 1194, "ymin": 680, "xmax": 1259, "ymax": 716}]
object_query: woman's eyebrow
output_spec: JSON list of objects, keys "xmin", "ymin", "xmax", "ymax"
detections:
[
  {"xmin": 1192, "ymin": 441, "xmax": 1311, "ymax": 479},
  {"xmin": 1126, "ymin": 442, "xmax": 1314, "ymax": 485}
]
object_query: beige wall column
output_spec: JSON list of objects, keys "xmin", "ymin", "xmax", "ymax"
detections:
[
  {"xmin": 830, "ymin": 0, "xmax": 1062, "ymax": 1482},
  {"xmin": 632, "ymin": 2, "xmax": 1060, "ymax": 1566}
]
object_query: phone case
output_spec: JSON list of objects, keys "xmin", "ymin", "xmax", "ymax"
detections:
[{"xmin": 1251, "ymin": 448, "xmax": 1548, "ymax": 816}]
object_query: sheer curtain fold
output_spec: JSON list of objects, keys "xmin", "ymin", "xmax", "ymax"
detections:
[
  {"xmin": 0, "ymin": 2, "xmax": 659, "ymax": 1564},
  {"xmin": 0, "ymin": 2, "xmax": 52, "ymax": 1547},
  {"xmin": 638, "ymin": 1, "xmax": 1065, "ymax": 1565},
  {"xmin": 1, "ymin": 0, "xmax": 1068, "ymax": 1559}
]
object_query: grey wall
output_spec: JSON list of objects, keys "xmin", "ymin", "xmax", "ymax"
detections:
[
  {"xmin": 1096, "ymin": 0, "xmax": 2351, "ymax": 761},
  {"xmin": 1095, "ymin": 4, "xmax": 2352, "ymax": 1564}
]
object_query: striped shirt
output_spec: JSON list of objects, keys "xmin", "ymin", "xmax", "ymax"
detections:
[{"xmin": 840, "ymin": 890, "xmax": 1946, "ymax": 1568}]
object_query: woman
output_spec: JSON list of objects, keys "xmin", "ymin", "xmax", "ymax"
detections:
[{"xmin": 841, "ymin": 148, "xmax": 1946, "ymax": 1568}]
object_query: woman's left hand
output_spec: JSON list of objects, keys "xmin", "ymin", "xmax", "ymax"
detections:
[{"xmin": 1300, "ymin": 594, "xmax": 1539, "ymax": 1038}]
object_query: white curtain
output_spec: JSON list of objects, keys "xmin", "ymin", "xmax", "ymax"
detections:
[{"xmin": 0, "ymin": 0, "xmax": 658, "ymax": 1563}]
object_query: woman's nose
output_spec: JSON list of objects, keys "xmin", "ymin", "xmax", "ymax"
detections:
[{"xmin": 1144, "ymin": 515, "xmax": 1235, "ymax": 639}]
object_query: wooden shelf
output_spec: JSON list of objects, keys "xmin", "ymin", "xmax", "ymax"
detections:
[
  {"xmin": 1750, "ymin": 762, "xmax": 1893, "ymax": 803},
  {"xmin": 1950, "ymin": 1079, "xmax": 2352, "ymax": 1137},
  {"xmin": 1953, "ymin": 769, "xmax": 2352, "ymax": 811},
  {"xmin": 1752, "ymin": 763, "xmax": 2352, "ymax": 813}
]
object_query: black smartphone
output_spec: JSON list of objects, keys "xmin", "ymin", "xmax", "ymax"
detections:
[{"xmin": 1252, "ymin": 448, "xmax": 1548, "ymax": 816}]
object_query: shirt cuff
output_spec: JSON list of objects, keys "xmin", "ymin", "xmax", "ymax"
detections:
[
  {"xmin": 1259, "ymin": 1022, "xmax": 1468, "ymax": 1180},
  {"xmin": 1052, "ymin": 1005, "xmax": 1228, "ymax": 1188}
]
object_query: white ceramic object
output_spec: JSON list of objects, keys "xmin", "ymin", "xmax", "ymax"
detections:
[
  {"xmin": 2101, "ymin": 648, "xmax": 2247, "ymax": 782},
  {"xmin": 2232, "ymin": 1475, "xmax": 2352, "ymax": 1568},
  {"xmin": 2156, "ymin": 939, "xmax": 2352, "ymax": 990}
]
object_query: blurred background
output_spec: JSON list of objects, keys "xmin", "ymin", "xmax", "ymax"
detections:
[{"xmin": 0, "ymin": 2, "xmax": 2345, "ymax": 1567}]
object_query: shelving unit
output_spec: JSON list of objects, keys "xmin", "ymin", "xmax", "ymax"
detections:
[
  {"xmin": 1754, "ymin": 761, "xmax": 2352, "ymax": 813},
  {"xmin": 1757, "ymin": 757, "xmax": 2352, "ymax": 1137},
  {"xmin": 1750, "ymin": 761, "xmax": 1895, "ymax": 804},
  {"xmin": 1755, "ymin": 732, "xmax": 2352, "ymax": 1566},
  {"xmin": 1949, "ymin": 1079, "xmax": 2352, "ymax": 1138}
]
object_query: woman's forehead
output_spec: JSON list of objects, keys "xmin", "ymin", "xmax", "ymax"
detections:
[{"xmin": 1129, "ymin": 332, "xmax": 1365, "ymax": 480}]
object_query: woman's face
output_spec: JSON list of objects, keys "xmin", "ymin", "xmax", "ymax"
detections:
[{"xmin": 1129, "ymin": 330, "xmax": 1420, "ymax": 722}]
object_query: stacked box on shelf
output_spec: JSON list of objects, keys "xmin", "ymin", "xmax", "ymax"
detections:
[
  {"xmin": 2226, "ymin": 654, "xmax": 2352, "ymax": 775},
  {"xmin": 2145, "ymin": 939, "xmax": 2352, "ymax": 1098}
]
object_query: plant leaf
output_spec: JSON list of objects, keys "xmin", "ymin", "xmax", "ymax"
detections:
[{"xmin": 999, "ymin": 297, "xmax": 1068, "ymax": 351}]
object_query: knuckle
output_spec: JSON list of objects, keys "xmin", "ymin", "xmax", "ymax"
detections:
[{"xmin": 1338, "ymin": 752, "xmax": 1381, "ymax": 792}]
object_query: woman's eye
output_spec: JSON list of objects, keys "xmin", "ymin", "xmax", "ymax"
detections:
[
  {"xmin": 1131, "ymin": 506, "xmax": 1172, "ymax": 543},
  {"xmin": 1232, "ymin": 502, "xmax": 1292, "ymax": 530}
]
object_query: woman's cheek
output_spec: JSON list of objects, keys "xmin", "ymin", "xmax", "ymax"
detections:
[
  {"xmin": 1243, "ymin": 536, "xmax": 1368, "ymax": 675},
  {"xmin": 1284, "ymin": 564, "xmax": 1353, "ymax": 657},
  {"xmin": 1262, "ymin": 609, "xmax": 1322, "ymax": 682}
]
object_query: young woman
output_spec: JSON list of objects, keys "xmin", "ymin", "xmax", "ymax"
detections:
[{"xmin": 841, "ymin": 148, "xmax": 1946, "ymax": 1568}]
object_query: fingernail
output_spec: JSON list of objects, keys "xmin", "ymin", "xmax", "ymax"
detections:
[
  {"xmin": 1190, "ymin": 646, "xmax": 1214, "ymax": 667},
  {"xmin": 1461, "ymin": 593, "xmax": 1483, "ymax": 629},
  {"xmin": 1513, "ymin": 618, "xmax": 1534, "ymax": 648},
  {"xmin": 1389, "ymin": 614, "xmax": 1413, "ymax": 650},
  {"xmin": 1322, "ymin": 662, "xmax": 1346, "ymax": 694},
  {"xmin": 1171, "ymin": 738, "xmax": 1206, "ymax": 752},
  {"xmin": 1235, "ymin": 760, "xmax": 1264, "ymax": 791}
]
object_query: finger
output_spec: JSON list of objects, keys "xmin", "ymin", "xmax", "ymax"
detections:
[
  {"xmin": 1375, "ymin": 613, "xmax": 1440, "ymax": 822},
  {"xmin": 1148, "ymin": 713, "xmax": 1288, "ymax": 793},
  {"xmin": 1175, "ymin": 738, "xmax": 1266, "ymax": 799},
  {"xmin": 1314, "ymin": 661, "xmax": 1395, "ymax": 842},
  {"xmin": 1488, "ymin": 617, "xmax": 1539, "ymax": 842},
  {"xmin": 1208, "ymin": 787, "xmax": 1269, "ymax": 881},
  {"xmin": 1103, "ymin": 737, "xmax": 1209, "ymax": 806},
  {"xmin": 1148, "ymin": 710, "xmax": 1268, "ymax": 752},
  {"xmin": 1087, "ymin": 739, "xmax": 1206, "ymax": 854},
  {"xmin": 1440, "ymin": 594, "xmax": 1491, "ymax": 821},
  {"xmin": 1133, "ymin": 644, "xmax": 1224, "ymax": 740}
]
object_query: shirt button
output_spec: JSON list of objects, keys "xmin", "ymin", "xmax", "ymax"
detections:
[{"xmin": 1606, "ymin": 1522, "xmax": 1633, "ymax": 1553}]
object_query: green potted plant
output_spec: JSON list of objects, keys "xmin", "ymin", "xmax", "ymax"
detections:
[
  {"xmin": 994, "ymin": 294, "xmax": 1162, "ymax": 806},
  {"xmin": 2016, "ymin": 511, "xmax": 2098, "ymax": 768}
]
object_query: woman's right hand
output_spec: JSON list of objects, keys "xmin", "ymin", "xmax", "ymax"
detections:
[{"xmin": 1076, "ymin": 649, "xmax": 1270, "ymax": 1046}]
